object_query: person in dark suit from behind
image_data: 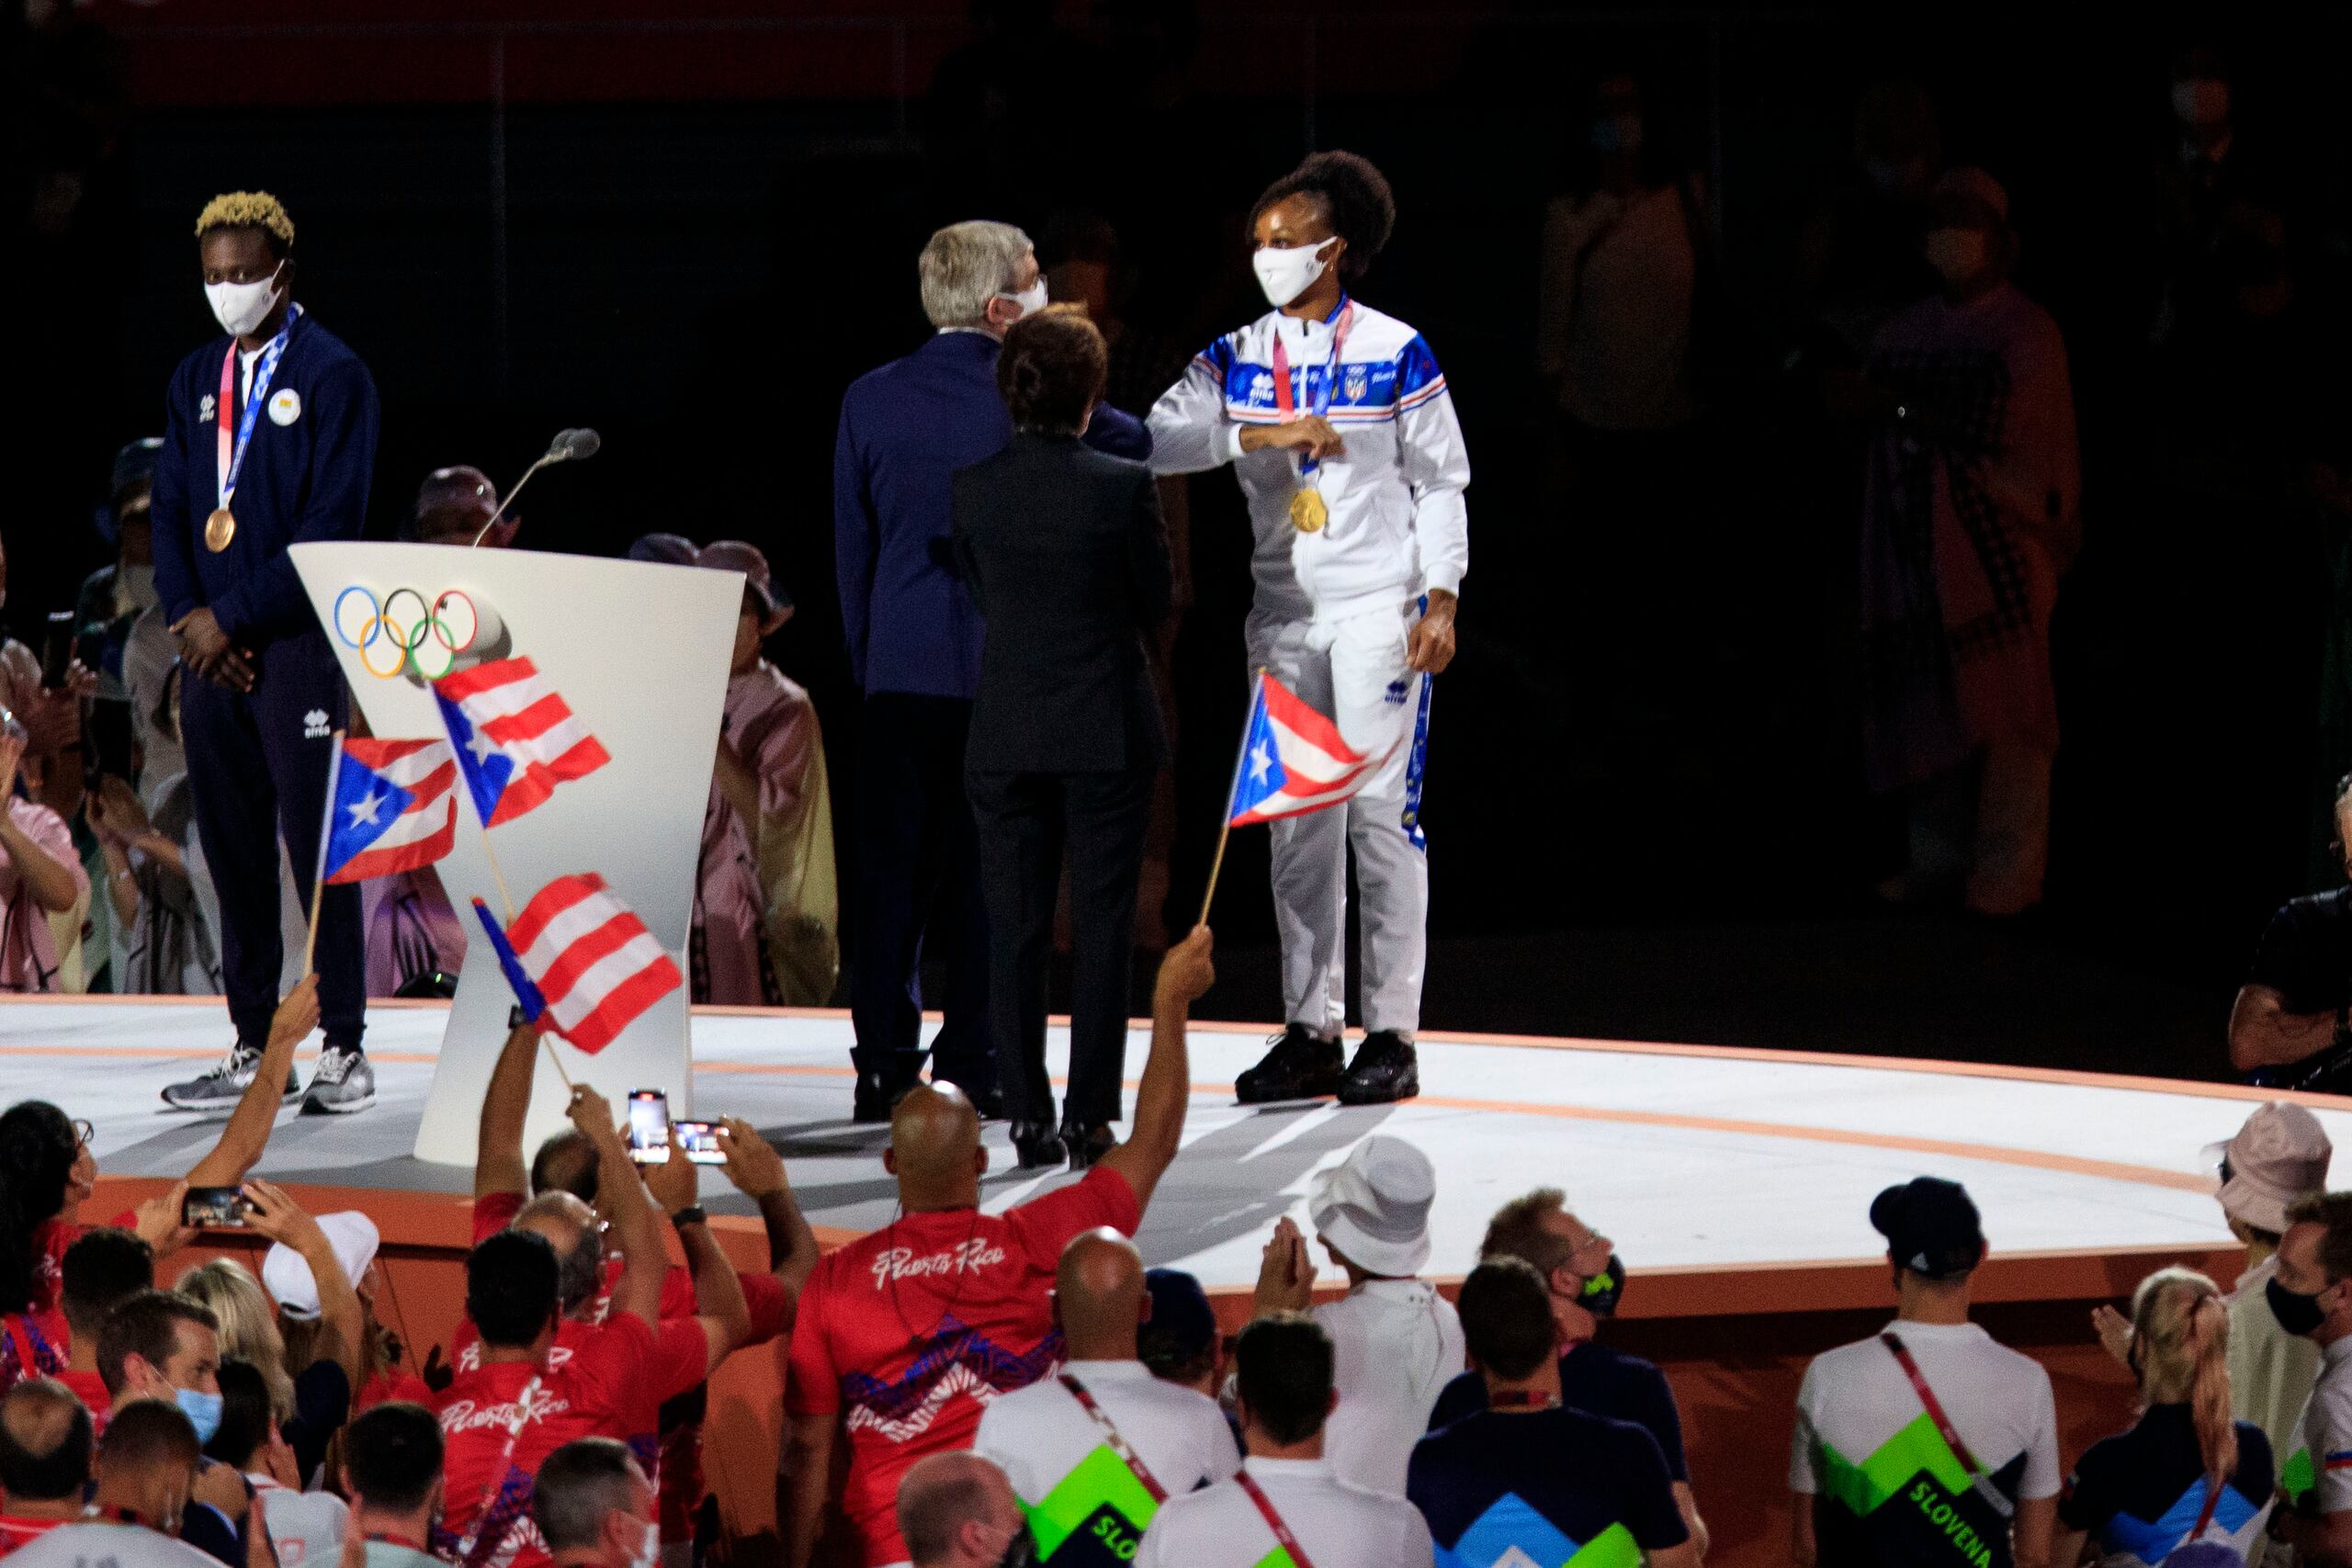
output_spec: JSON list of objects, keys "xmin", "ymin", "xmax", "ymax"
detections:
[{"xmin": 954, "ymin": 308, "xmax": 1172, "ymax": 1171}]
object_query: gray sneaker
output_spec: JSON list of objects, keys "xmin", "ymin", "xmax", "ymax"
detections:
[
  {"xmin": 162, "ymin": 1045, "xmax": 300, "ymax": 1111},
  {"xmin": 301, "ymin": 1047, "xmax": 376, "ymax": 1114}
]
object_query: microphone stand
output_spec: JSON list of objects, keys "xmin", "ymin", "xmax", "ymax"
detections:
[{"xmin": 470, "ymin": 437, "xmax": 570, "ymax": 547}]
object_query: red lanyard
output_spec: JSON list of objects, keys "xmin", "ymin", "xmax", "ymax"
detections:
[
  {"xmin": 1234, "ymin": 1471, "xmax": 1317, "ymax": 1568},
  {"xmin": 216, "ymin": 346, "xmax": 238, "ymax": 503},
  {"xmin": 1268, "ymin": 304, "xmax": 1355, "ymax": 423},
  {"xmin": 1059, "ymin": 1375, "xmax": 1168, "ymax": 1505},
  {"xmin": 1880, "ymin": 1333, "xmax": 2013, "ymax": 1520},
  {"xmin": 367, "ymin": 1532, "xmax": 433, "ymax": 1552}
]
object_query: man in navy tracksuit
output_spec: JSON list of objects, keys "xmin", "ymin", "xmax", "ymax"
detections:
[
  {"xmin": 151, "ymin": 191, "xmax": 377, "ymax": 1113},
  {"xmin": 833, "ymin": 219, "xmax": 1148, "ymax": 1122}
]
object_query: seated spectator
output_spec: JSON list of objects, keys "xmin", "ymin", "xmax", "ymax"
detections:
[
  {"xmin": 178, "ymin": 1184, "xmax": 362, "ymax": 1487},
  {"xmin": 530, "ymin": 1438, "xmax": 653, "ymax": 1568},
  {"xmin": 2267, "ymin": 1191, "xmax": 2352, "ymax": 1561},
  {"xmin": 435, "ymin": 1089, "xmax": 732, "ymax": 1568},
  {"xmin": 0, "ymin": 716, "xmax": 88, "ymax": 994},
  {"xmin": 894, "ymin": 1453, "xmax": 1030, "ymax": 1568},
  {"xmin": 974, "ymin": 1229, "xmax": 1238, "ymax": 1555},
  {"xmin": 0, "ymin": 1379, "xmax": 90, "ymax": 1552},
  {"xmin": 2055, "ymin": 1268, "xmax": 2273, "ymax": 1567},
  {"xmin": 58, "ymin": 1229, "xmax": 154, "ymax": 1418},
  {"xmin": 1409, "ymin": 1259, "xmax": 1694, "ymax": 1568},
  {"xmin": 96, "ymin": 1290, "xmax": 255, "ymax": 1568},
  {"xmin": 2095, "ymin": 1101, "xmax": 2331, "ymax": 1468},
  {"xmin": 1428, "ymin": 1188, "xmax": 1705, "ymax": 1552},
  {"xmin": 691, "ymin": 539, "xmax": 834, "ymax": 1008},
  {"xmin": 784, "ymin": 930, "xmax": 1214, "ymax": 1568},
  {"xmin": 1252, "ymin": 1135, "xmax": 1464, "ymax": 1496},
  {"xmin": 336, "ymin": 1402, "xmax": 442, "ymax": 1568},
  {"xmin": 1138, "ymin": 1268, "xmax": 1221, "ymax": 1398},
  {"xmin": 1134, "ymin": 1314, "xmax": 1432, "ymax": 1568},
  {"xmin": 205, "ymin": 1359, "xmax": 347, "ymax": 1565},
  {"xmin": 1789, "ymin": 1178, "xmax": 2059, "ymax": 1568},
  {"xmin": 2231, "ymin": 791, "xmax": 2352, "ymax": 1092},
  {"xmin": 0, "ymin": 975, "xmax": 319, "ymax": 1394},
  {"xmin": 6, "ymin": 1400, "xmax": 217, "ymax": 1568},
  {"xmin": 88, "ymin": 758, "xmax": 221, "ymax": 997}
]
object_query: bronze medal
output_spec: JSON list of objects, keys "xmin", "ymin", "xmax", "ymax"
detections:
[
  {"xmin": 1288, "ymin": 488, "xmax": 1329, "ymax": 534},
  {"xmin": 205, "ymin": 507, "xmax": 237, "ymax": 552}
]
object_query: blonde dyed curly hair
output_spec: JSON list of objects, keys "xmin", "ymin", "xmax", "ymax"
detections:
[{"xmin": 195, "ymin": 191, "xmax": 295, "ymax": 251}]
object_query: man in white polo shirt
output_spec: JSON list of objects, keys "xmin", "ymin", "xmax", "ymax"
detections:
[
  {"xmin": 10, "ymin": 1401, "xmax": 221, "ymax": 1568},
  {"xmin": 2266, "ymin": 1190, "xmax": 2352, "ymax": 1563},
  {"xmin": 1254, "ymin": 1135, "xmax": 1463, "ymax": 1496},
  {"xmin": 1135, "ymin": 1314, "xmax": 1430, "ymax": 1568},
  {"xmin": 1789, "ymin": 1177, "xmax": 2060, "ymax": 1568},
  {"xmin": 973, "ymin": 1229, "xmax": 1238, "ymax": 1562}
]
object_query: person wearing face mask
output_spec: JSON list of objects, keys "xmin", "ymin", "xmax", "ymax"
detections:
[
  {"xmin": 337, "ymin": 1402, "xmax": 446, "ymax": 1568},
  {"xmin": 6, "ymin": 1400, "xmax": 220, "ymax": 1568},
  {"xmin": 2262, "ymin": 1191, "xmax": 2352, "ymax": 1562},
  {"xmin": 897, "ymin": 1452, "xmax": 1036, "ymax": 1568},
  {"xmin": 831, "ymin": 220, "xmax": 1148, "ymax": 1122},
  {"xmin": 1147, "ymin": 150, "xmax": 1467, "ymax": 1107},
  {"xmin": 151, "ymin": 190, "xmax": 378, "ymax": 1117},
  {"xmin": 94, "ymin": 1292, "xmax": 262, "ymax": 1568},
  {"xmin": 1424, "ymin": 1189, "xmax": 1706, "ymax": 1556},
  {"xmin": 1854, "ymin": 166, "xmax": 2078, "ymax": 921},
  {"xmin": 529, "ymin": 1439, "xmax": 658, "ymax": 1568}
]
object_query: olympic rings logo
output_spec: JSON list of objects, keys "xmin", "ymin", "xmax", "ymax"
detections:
[{"xmin": 333, "ymin": 584, "xmax": 487, "ymax": 680}]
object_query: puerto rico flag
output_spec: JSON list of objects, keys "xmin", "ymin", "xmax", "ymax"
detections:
[
  {"xmin": 1227, "ymin": 671, "xmax": 1383, "ymax": 825},
  {"xmin": 471, "ymin": 874, "xmax": 680, "ymax": 1054},
  {"xmin": 321, "ymin": 738, "xmax": 458, "ymax": 884},
  {"xmin": 433, "ymin": 656, "xmax": 612, "ymax": 829}
]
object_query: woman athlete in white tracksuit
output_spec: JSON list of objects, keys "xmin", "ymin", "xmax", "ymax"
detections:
[{"xmin": 1148, "ymin": 150, "xmax": 1469, "ymax": 1105}]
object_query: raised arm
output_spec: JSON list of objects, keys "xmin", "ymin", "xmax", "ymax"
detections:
[
  {"xmin": 475, "ymin": 1020, "xmax": 540, "ymax": 1200},
  {"xmin": 1097, "ymin": 926, "xmax": 1214, "ymax": 1213},
  {"xmin": 569, "ymin": 1086, "xmax": 663, "ymax": 1328},
  {"xmin": 643, "ymin": 1128, "xmax": 749, "ymax": 1374},
  {"xmin": 720, "ymin": 1116, "xmax": 820, "ymax": 1291},
  {"xmin": 241, "ymin": 1179, "xmax": 364, "ymax": 1390},
  {"xmin": 184, "ymin": 976, "xmax": 319, "ymax": 1188}
]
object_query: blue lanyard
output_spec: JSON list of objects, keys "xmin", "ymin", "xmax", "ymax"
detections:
[{"xmin": 220, "ymin": 304, "xmax": 300, "ymax": 507}]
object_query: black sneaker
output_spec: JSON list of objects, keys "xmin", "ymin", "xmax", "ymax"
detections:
[
  {"xmin": 1235, "ymin": 1025, "xmax": 1344, "ymax": 1105},
  {"xmin": 1337, "ymin": 1031, "xmax": 1419, "ymax": 1104},
  {"xmin": 163, "ymin": 1045, "xmax": 300, "ymax": 1111}
]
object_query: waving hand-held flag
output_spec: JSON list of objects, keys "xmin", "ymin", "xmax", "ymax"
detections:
[
  {"xmin": 1227, "ymin": 671, "xmax": 1380, "ymax": 825},
  {"xmin": 321, "ymin": 738, "xmax": 458, "ymax": 884},
  {"xmin": 433, "ymin": 656, "xmax": 611, "ymax": 828},
  {"xmin": 472, "ymin": 874, "xmax": 680, "ymax": 1054}
]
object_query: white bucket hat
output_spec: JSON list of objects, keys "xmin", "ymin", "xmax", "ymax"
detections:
[
  {"xmin": 1308, "ymin": 1135, "xmax": 1435, "ymax": 1278},
  {"xmin": 261, "ymin": 1211, "xmax": 381, "ymax": 1320},
  {"xmin": 2208, "ymin": 1102, "xmax": 2333, "ymax": 1236}
]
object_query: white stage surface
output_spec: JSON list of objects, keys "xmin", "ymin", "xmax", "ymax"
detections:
[{"xmin": 0, "ymin": 996, "xmax": 2323, "ymax": 1307}]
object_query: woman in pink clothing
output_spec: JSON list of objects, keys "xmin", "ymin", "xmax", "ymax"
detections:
[
  {"xmin": 0, "ymin": 716, "xmax": 88, "ymax": 993},
  {"xmin": 692, "ymin": 541, "xmax": 836, "ymax": 1006}
]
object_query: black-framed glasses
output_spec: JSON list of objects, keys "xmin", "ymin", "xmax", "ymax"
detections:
[
  {"xmin": 72, "ymin": 1120, "xmax": 94, "ymax": 1150},
  {"xmin": 2220, "ymin": 1156, "xmax": 2235, "ymax": 1186}
]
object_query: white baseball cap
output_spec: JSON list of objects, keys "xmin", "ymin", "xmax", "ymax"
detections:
[
  {"xmin": 2209, "ymin": 1102, "xmax": 2334, "ymax": 1236},
  {"xmin": 262, "ymin": 1211, "xmax": 381, "ymax": 1320},
  {"xmin": 1308, "ymin": 1135, "xmax": 1436, "ymax": 1279}
]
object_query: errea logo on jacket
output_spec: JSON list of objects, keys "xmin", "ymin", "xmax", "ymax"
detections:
[{"xmin": 304, "ymin": 709, "xmax": 331, "ymax": 739}]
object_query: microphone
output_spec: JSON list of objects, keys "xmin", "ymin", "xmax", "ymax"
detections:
[{"xmin": 471, "ymin": 428, "xmax": 601, "ymax": 547}]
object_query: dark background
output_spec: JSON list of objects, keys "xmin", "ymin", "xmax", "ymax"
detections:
[{"xmin": 16, "ymin": 1, "xmax": 2348, "ymax": 1079}]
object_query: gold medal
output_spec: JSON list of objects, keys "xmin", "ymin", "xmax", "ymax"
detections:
[
  {"xmin": 205, "ymin": 507, "xmax": 237, "ymax": 552},
  {"xmin": 1289, "ymin": 488, "xmax": 1329, "ymax": 534}
]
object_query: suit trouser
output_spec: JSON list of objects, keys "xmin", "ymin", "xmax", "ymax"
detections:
[
  {"xmin": 849, "ymin": 692, "xmax": 990, "ymax": 1089},
  {"xmin": 1246, "ymin": 600, "xmax": 1429, "ymax": 1037},
  {"xmin": 179, "ymin": 628, "xmax": 365, "ymax": 1050},
  {"xmin": 967, "ymin": 763, "xmax": 1154, "ymax": 1127}
]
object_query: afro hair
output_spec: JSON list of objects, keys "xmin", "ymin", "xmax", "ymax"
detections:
[
  {"xmin": 1248, "ymin": 151, "xmax": 1396, "ymax": 283},
  {"xmin": 195, "ymin": 192, "xmax": 295, "ymax": 257}
]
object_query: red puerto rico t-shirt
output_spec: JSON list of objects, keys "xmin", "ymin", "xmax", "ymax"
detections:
[
  {"xmin": 785, "ymin": 1166, "xmax": 1140, "ymax": 1567},
  {"xmin": 435, "ymin": 1310, "xmax": 694, "ymax": 1568},
  {"xmin": 2, "ymin": 1217, "xmax": 128, "ymax": 1395}
]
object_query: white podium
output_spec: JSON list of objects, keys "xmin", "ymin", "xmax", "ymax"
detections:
[{"xmin": 289, "ymin": 542, "xmax": 740, "ymax": 1166}]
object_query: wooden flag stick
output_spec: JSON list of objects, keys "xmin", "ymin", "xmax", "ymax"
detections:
[
  {"xmin": 1197, "ymin": 671, "xmax": 1266, "ymax": 926},
  {"xmin": 302, "ymin": 730, "xmax": 348, "ymax": 976},
  {"xmin": 476, "ymin": 827, "xmax": 572, "ymax": 1091}
]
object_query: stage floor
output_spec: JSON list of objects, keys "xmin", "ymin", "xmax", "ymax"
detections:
[{"xmin": 0, "ymin": 997, "xmax": 2323, "ymax": 1304}]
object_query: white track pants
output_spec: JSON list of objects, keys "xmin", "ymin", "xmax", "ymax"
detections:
[{"xmin": 1245, "ymin": 600, "xmax": 1429, "ymax": 1037}]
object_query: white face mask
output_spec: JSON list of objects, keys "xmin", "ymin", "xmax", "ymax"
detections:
[
  {"xmin": 1924, "ymin": 228, "xmax": 1988, "ymax": 284},
  {"xmin": 206, "ymin": 263, "xmax": 284, "ymax": 337},
  {"xmin": 1251, "ymin": 240, "xmax": 1335, "ymax": 309},
  {"xmin": 628, "ymin": 1519, "xmax": 661, "ymax": 1568},
  {"xmin": 994, "ymin": 277, "xmax": 1047, "ymax": 323}
]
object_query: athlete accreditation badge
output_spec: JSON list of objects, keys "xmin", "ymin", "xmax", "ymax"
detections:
[{"xmin": 1289, "ymin": 487, "xmax": 1328, "ymax": 534}]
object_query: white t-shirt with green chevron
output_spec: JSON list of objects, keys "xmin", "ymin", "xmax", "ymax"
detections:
[{"xmin": 1789, "ymin": 1319, "xmax": 2061, "ymax": 1568}]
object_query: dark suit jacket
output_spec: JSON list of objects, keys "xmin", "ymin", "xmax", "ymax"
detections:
[{"xmin": 952, "ymin": 431, "xmax": 1171, "ymax": 774}]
